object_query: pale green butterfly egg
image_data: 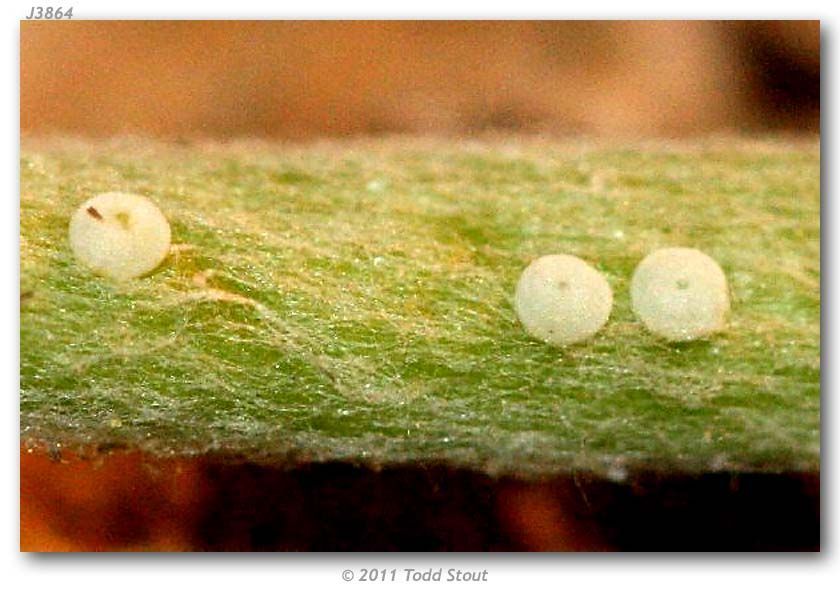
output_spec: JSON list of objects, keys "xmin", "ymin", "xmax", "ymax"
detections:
[
  {"xmin": 514, "ymin": 254, "xmax": 613, "ymax": 346},
  {"xmin": 631, "ymin": 247, "xmax": 729, "ymax": 341},
  {"xmin": 69, "ymin": 192, "xmax": 171, "ymax": 280}
]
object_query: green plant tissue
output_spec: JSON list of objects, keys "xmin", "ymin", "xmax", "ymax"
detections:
[{"xmin": 20, "ymin": 137, "xmax": 820, "ymax": 476}]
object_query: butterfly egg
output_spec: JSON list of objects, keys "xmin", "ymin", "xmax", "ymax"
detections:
[
  {"xmin": 69, "ymin": 193, "xmax": 171, "ymax": 280},
  {"xmin": 514, "ymin": 254, "xmax": 613, "ymax": 346},
  {"xmin": 631, "ymin": 247, "xmax": 729, "ymax": 341}
]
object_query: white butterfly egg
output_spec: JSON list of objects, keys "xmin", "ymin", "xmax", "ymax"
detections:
[
  {"xmin": 69, "ymin": 193, "xmax": 171, "ymax": 280},
  {"xmin": 514, "ymin": 254, "xmax": 613, "ymax": 346},
  {"xmin": 631, "ymin": 247, "xmax": 729, "ymax": 341}
]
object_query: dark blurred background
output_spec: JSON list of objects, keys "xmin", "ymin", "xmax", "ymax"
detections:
[{"xmin": 21, "ymin": 20, "xmax": 819, "ymax": 139}]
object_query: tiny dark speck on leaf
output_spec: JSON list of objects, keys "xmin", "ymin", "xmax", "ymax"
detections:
[{"xmin": 87, "ymin": 206, "xmax": 103, "ymax": 220}]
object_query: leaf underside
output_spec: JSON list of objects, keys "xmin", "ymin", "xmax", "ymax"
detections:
[{"xmin": 20, "ymin": 137, "xmax": 820, "ymax": 477}]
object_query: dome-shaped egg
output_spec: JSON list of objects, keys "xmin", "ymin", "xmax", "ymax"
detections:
[
  {"xmin": 514, "ymin": 254, "xmax": 613, "ymax": 346},
  {"xmin": 69, "ymin": 193, "xmax": 171, "ymax": 280},
  {"xmin": 631, "ymin": 247, "xmax": 729, "ymax": 341}
]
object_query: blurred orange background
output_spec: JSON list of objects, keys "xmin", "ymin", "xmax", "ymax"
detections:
[{"xmin": 21, "ymin": 20, "xmax": 819, "ymax": 139}]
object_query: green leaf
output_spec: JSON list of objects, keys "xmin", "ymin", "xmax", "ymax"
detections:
[{"xmin": 20, "ymin": 138, "xmax": 820, "ymax": 476}]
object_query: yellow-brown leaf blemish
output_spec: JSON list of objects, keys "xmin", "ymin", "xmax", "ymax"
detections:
[
  {"xmin": 191, "ymin": 269, "xmax": 216, "ymax": 288},
  {"xmin": 170, "ymin": 244, "xmax": 195, "ymax": 256},
  {"xmin": 188, "ymin": 269, "xmax": 259, "ymax": 308}
]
